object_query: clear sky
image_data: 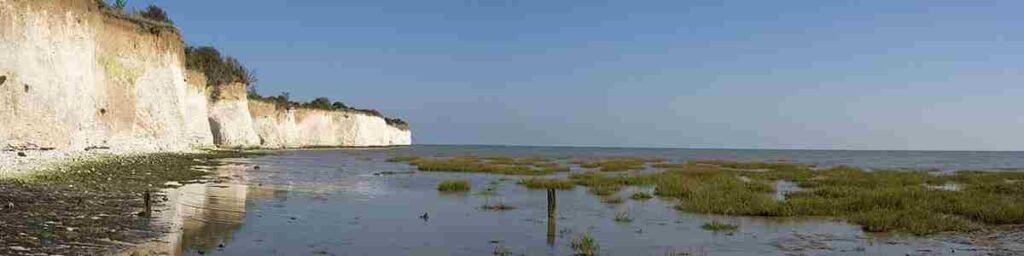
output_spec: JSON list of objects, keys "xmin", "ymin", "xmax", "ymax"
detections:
[{"xmin": 131, "ymin": 0, "xmax": 1023, "ymax": 151}]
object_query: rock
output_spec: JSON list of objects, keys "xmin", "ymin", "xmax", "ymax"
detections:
[
  {"xmin": 9, "ymin": 246, "xmax": 29, "ymax": 251},
  {"xmin": 16, "ymin": 152, "xmax": 26, "ymax": 157}
]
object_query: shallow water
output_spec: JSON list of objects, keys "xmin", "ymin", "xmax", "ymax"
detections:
[{"xmin": 141, "ymin": 146, "xmax": 1024, "ymax": 255}]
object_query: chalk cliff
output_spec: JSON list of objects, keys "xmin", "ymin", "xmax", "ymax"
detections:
[
  {"xmin": 0, "ymin": 0, "xmax": 410, "ymax": 157},
  {"xmin": 0, "ymin": 0, "xmax": 200, "ymax": 151},
  {"xmin": 249, "ymin": 99, "xmax": 412, "ymax": 148},
  {"xmin": 207, "ymin": 83, "xmax": 261, "ymax": 148}
]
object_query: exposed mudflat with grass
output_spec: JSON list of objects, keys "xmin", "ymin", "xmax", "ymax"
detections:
[
  {"xmin": 108, "ymin": 146, "xmax": 1024, "ymax": 256},
  {"xmin": 0, "ymin": 151, "xmax": 259, "ymax": 255},
  {"xmin": 9, "ymin": 145, "xmax": 1024, "ymax": 255}
]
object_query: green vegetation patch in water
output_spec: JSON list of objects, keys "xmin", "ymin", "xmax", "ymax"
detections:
[
  {"xmin": 391, "ymin": 156, "xmax": 568, "ymax": 175},
  {"xmin": 437, "ymin": 179, "xmax": 471, "ymax": 193},
  {"xmin": 571, "ymin": 233, "xmax": 600, "ymax": 256},
  {"xmin": 655, "ymin": 160, "xmax": 1024, "ymax": 235},
  {"xmin": 630, "ymin": 192, "xmax": 654, "ymax": 200},
  {"xmin": 577, "ymin": 157, "xmax": 658, "ymax": 172},
  {"xmin": 701, "ymin": 221, "xmax": 739, "ymax": 232},
  {"xmin": 518, "ymin": 178, "xmax": 576, "ymax": 190}
]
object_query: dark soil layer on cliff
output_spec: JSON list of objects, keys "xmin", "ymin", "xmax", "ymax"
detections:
[{"xmin": 0, "ymin": 151, "xmax": 260, "ymax": 255}]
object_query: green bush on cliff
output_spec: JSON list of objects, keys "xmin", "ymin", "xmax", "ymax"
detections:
[
  {"xmin": 137, "ymin": 5, "xmax": 173, "ymax": 24},
  {"xmin": 185, "ymin": 46, "xmax": 257, "ymax": 87},
  {"xmin": 246, "ymin": 93, "xmax": 405, "ymax": 127}
]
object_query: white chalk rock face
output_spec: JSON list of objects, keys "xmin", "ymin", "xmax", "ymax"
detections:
[
  {"xmin": 249, "ymin": 100, "xmax": 411, "ymax": 148},
  {"xmin": 207, "ymin": 83, "xmax": 260, "ymax": 148},
  {"xmin": 0, "ymin": 0, "xmax": 409, "ymax": 154},
  {"xmin": 182, "ymin": 71, "xmax": 215, "ymax": 147},
  {"xmin": 0, "ymin": 0, "xmax": 199, "ymax": 151}
]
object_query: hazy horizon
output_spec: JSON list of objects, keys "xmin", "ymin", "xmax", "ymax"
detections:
[{"xmin": 132, "ymin": 0, "xmax": 1024, "ymax": 151}]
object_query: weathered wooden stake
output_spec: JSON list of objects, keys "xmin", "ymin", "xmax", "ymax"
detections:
[
  {"xmin": 143, "ymin": 191, "xmax": 152, "ymax": 218},
  {"xmin": 546, "ymin": 188, "xmax": 556, "ymax": 246}
]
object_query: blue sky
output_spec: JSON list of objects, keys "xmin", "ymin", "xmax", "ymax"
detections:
[{"xmin": 132, "ymin": 0, "xmax": 1024, "ymax": 150}]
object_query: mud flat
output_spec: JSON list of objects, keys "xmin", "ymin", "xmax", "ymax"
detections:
[{"xmin": 0, "ymin": 151, "xmax": 258, "ymax": 255}]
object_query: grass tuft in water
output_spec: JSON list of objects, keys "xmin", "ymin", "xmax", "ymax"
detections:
[
  {"xmin": 571, "ymin": 233, "xmax": 600, "ymax": 256},
  {"xmin": 437, "ymin": 179, "xmax": 470, "ymax": 193},
  {"xmin": 493, "ymin": 245, "xmax": 512, "ymax": 256},
  {"xmin": 578, "ymin": 157, "xmax": 651, "ymax": 172},
  {"xmin": 701, "ymin": 221, "xmax": 738, "ymax": 232},
  {"xmin": 392, "ymin": 156, "xmax": 567, "ymax": 175},
  {"xmin": 518, "ymin": 178, "xmax": 575, "ymax": 190},
  {"xmin": 630, "ymin": 192, "xmax": 653, "ymax": 200},
  {"xmin": 614, "ymin": 211, "xmax": 633, "ymax": 222},
  {"xmin": 602, "ymin": 196, "xmax": 625, "ymax": 204},
  {"xmin": 481, "ymin": 202, "xmax": 517, "ymax": 211}
]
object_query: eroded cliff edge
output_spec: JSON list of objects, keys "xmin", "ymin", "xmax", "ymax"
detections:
[{"xmin": 0, "ymin": 0, "xmax": 411, "ymax": 171}]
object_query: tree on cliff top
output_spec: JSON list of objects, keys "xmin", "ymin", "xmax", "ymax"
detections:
[
  {"xmin": 113, "ymin": 0, "xmax": 127, "ymax": 10},
  {"xmin": 185, "ymin": 46, "xmax": 257, "ymax": 87},
  {"xmin": 138, "ymin": 5, "xmax": 173, "ymax": 24},
  {"xmin": 306, "ymin": 97, "xmax": 333, "ymax": 110}
]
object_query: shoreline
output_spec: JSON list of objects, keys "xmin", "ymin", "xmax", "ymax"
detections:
[
  {"xmin": 0, "ymin": 150, "xmax": 261, "ymax": 255},
  {"xmin": 4, "ymin": 149, "xmax": 1024, "ymax": 255},
  {"xmin": 0, "ymin": 145, "xmax": 411, "ymax": 178}
]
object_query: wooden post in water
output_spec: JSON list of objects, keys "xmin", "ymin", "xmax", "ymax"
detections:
[
  {"xmin": 546, "ymin": 188, "xmax": 556, "ymax": 246},
  {"xmin": 143, "ymin": 191, "xmax": 152, "ymax": 218}
]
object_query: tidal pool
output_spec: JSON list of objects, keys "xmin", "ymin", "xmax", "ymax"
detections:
[{"xmin": 132, "ymin": 148, "xmax": 1022, "ymax": 255}]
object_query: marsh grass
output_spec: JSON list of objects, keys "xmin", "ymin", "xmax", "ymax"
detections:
[
  {"xmin": 578, "ymin": 158, "xmax": 650, "ymax": 172},
  {"xmin": 648, "ymin": 160, "xmax": 1024, "ymax": 235},
  {"xmin": 571, "ymin": 233, "xmax": 600, "ymax": 256},
  {"xmin": 602, "ymin": 196, "xmax": 625, "ymax": 204},
  {"xmin": 630, "ymin": 192, "xmax": 653, "ymax": 200},
  {"xmin": 701, "ymin": 221, "xmax": 738, "ymax": 232},
  {"xmin": 588, "ymin": 185, "xmax": 622, "ymax": 196},
  {"xmin": 437, "ymin": 179, "xmax": 470, "ymax": 193},
  {"xmin": 493, "ymin": 245, "xmax": 512, "ymax": 256},
  {"xmin": 481, "ymin": 202, "xmax": 517, "ymax": 211},
  {"xmin": 614, "ymin": 211, "xmax": 633, "ymax": 222},
  {"xmin": 518, "ymin": 178, "xmax": 575, "ymax": 190},
  {"xmin": 391, "ymin": 156, "xmax": 568, "ymax": 175},
  {"xmin": 400, "ymin": 156, "xmax": 1024, "ymax": 236},
  {"xmin": 386, "ymin": 156, "xmax": 421, "ymax": 163}
]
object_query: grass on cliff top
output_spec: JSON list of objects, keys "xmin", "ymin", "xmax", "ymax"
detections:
[
  {"xmin": 389, "ymin": 156, "xmax": 569, "ymax": 176},
  {"xmin": 0, "ymin": 150, "xmax": 260, "ymax": 255}
]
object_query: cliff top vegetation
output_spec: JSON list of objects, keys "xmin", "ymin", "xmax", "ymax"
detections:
[
  {"xmin": 185, "ymin": 46, "xmax": 257, "ymax": 87},
  {"xmin": 96, "ymin": 1, "xmax": 175, "ymax": 33},
  {"xmin": 247, "ymin": 92, "xmax": 411, "ymax": 130}
]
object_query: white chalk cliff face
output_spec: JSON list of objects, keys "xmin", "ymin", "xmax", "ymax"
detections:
[
  {"xmin": 0, "ymin": 0, "xmax": 410, "ymax": 154},
  {"xmin": 207, "ymin": 83, "xmax": 261, "ymax": 148},
  {"xmin": 0, "ymin": 0, "xmax": 204, "ymax": 151},
  {"xmin": 249, "ymin": 100, "xmax": 412, "ymax": 148}
]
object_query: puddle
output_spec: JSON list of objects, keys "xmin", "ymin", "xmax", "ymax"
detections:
[
  {"xmin": 774, "ymin": 180, "xmax": 804, "ymax": 201},
  {"xmin": 927, "ymin": 182, "xmax": 962, "ymax": 191}
]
